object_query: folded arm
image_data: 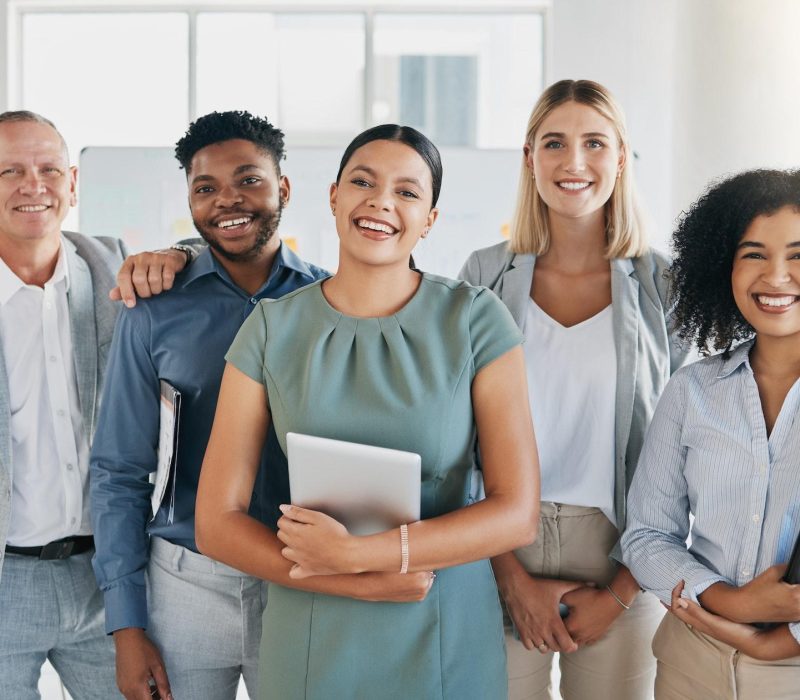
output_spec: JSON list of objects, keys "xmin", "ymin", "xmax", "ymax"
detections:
[
  {"xmin": 669, "ymin": 581, "xmax": 800, "ymax": 661},
  {"xmin": 194, "ymin": 364, "xmax": 434, "ymax": 602},
  {"xmin": 196, "ymin": 347, "xmax": 538, "ymax": 591}
]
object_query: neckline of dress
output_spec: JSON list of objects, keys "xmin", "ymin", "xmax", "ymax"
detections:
[{"xmin": 316, "ymin": 272, "xmax": 427, "ymax": 321}]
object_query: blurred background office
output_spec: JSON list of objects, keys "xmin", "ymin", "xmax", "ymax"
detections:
[{"xmin": 1, "ymin": 0, "xmax": 798, "ymax": 697}]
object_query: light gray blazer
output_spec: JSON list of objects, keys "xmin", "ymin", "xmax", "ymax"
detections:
[
  {"xmin": 0, "ymin": 232, "xmax": 126, "ymax": 579},
  {"xmin": 459, "ymin": 241, "xmax": 687, "ymax": 534}
]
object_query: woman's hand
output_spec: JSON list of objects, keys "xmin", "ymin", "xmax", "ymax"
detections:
[
  {"xmin": 671, "ymin": 580, "xmax": 800, "ymax": 661},
  {"xmin": 501, "ymin": 572, "xmax": 586, "ymax": 654},
  {"xmin": 356, "ymin": 571, "xmax": 437, "ymax": 603},
  {"xmin": 277, "ymin": 505, "xmax": 359, "ymax": 578},
  {"xmin": 670, "ymin": 581, "xmax": 760, "ymax": 646},
  {"xmin": 561, "ymin": 585, "xmax": 624, "ymax": 647},
  {"xmin": 700, "ymin": 565, "xmax": 800, "ymax": 623}
]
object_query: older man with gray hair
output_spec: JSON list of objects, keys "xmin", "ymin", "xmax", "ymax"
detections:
[{"xmin": 0, "ymin": 110, "xmax": 187, "ymax": 698}]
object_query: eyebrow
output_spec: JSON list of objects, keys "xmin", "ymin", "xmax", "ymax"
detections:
[
  {"xmin": 190, "ymin": 164, "xmax": 262, "ymax": 185},
  {"xmin": 737, "ymin": 240, "xmax": 800, "ymax": 248},
  {"xmin": 539, "ymin": 131, "xmax": 611, "ymax": 140},
  {"xmin": 349, "ymin": 164, "xmax": 426, "ymax": 190}
]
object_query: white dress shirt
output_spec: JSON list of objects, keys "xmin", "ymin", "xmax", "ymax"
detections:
[
  {"xmin": 0, "ymin": 245, "xmax": 91, "ymax": 546},
  {"xmin": 523, "ymin": 298, "xmax": 617, "ymax": 525}
]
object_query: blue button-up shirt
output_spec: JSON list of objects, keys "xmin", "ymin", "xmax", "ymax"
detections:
[
  {"xmin": 90, "ymin": 244, "xmax": 328, "ymax": 633},
  {"xmin": 622, "ymin": 338, "xmax": 800, "ymax": 641}
]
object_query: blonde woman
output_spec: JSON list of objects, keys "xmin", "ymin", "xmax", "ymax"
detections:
[{"xmin": 460, "ymin": 79, "xmax": 686, "ymax": 700}]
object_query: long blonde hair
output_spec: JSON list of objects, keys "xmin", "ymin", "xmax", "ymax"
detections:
[{"xmin": 510, "ymin": 79, "xmax": 648, "ymax": 258}]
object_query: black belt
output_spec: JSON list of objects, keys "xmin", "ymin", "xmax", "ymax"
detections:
[{"xmin": 5, "ymin": 535, "xmax": 94, "ymax": 560}]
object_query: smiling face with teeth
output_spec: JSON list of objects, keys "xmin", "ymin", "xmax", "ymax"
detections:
[
  {"xmin": 526, "ymin": 100, "xmax": 624, "ymax": 229},
  {"xmin": 329, "ymin": 139, "xmax": 438, "ymax": 269},
  {"xmin": 0, "ymin": 120, "xmax": 76, "ymax": 251},
  {"xmin": 188, "ymin": 138, "xmax": 289, "ymax": 266},
  {"xmin": 732, "ymin": 206, "xmax": 800, "ymax": 343}
]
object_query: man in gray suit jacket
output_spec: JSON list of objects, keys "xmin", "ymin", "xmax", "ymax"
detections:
[{"xmin": 0, "ymin": 110, "xmax": 186, "ymax": 699}]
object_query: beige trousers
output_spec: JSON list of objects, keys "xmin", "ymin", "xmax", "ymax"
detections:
[
  {"xmin": 505, "ymin": 503, "xmax": 663, "ymax": 700},
  {"xmin": 653, "ymin": 612, "xmax": 800, "ymax": 700}
]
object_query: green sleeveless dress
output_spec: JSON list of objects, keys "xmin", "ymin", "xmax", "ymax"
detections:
[{"xmin": 226, "ymin": 272, "xmax": 522, "ymax": 700}]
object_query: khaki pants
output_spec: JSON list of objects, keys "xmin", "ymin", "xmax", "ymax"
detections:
[
  {"xmin": 653, "ymin": 612, "xmax": 800, "ymax": 700},
  {"xmin": 505, "ymin": 503, "xmax": 663, "ymax": 700}
]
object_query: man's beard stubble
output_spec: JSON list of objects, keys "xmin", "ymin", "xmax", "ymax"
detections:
[{"xmin": 196, "ymin": 204, "xmax": 283, "ymax": 263}]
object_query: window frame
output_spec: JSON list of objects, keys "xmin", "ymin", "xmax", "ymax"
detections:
[{"xmin": 6, "ymin": 1, "xmax": 551, "ymax": 147}]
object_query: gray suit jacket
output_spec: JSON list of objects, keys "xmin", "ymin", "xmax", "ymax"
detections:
[
  {"xmin": 459, "ymin": 241, "xmax": 687, "ymax": 534},
  {"xmin": 0, "ymin": 231, "xmax": 126, "ymax": 579}
]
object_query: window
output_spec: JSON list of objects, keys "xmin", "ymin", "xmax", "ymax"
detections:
[
  {"xmin": 21, "ymin": 12, "xmax": 189, "ymax": 159},
  {"xmin": 196, "ymin": 13, "xmax": 366, "ymax": 145},
  {"xmin": 373, "ymin": 13, "xmax": 544, "ymax": 147},
  {"xmin": 14, "ymin": 5, "xmax": 545, "ymax": 154},
  {"xmin": 10, "ymin": 4, "xmax": 546, "ymax": 236}
]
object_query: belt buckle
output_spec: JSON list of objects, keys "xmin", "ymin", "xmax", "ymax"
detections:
[{"xmin": 39, "ymin": 540, "xmax": 74, "ymax": 560}]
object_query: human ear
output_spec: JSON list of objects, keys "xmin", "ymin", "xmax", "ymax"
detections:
[
  {"xmin": 423, "ymin": 207, "xmax": 439, "ymax": 236},
  {"xmin": 617, "ymin": 145, "xmax": 627, "ymax": 177},
  {"xmin": 69, "ymin": 166, "xmax": 78, "ymax": 207},
  {"xmin": 279, "ymin": 175, "xmax": 291, "ymax": 207},
  {"xmin": 329, "ymin": 182, "xmax": 338, "ymax": 215}
]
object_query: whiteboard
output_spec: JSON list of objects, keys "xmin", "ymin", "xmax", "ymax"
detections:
[{"xmin": 79, "ymin": 145, "xmax": 520, "ymax": 278}]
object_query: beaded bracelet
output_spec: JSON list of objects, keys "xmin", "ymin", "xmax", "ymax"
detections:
[{"xmin": 399, "ymin": 524, "xmax": 409, "ymax": 574}]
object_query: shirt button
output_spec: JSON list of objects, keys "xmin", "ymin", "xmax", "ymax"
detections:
[
  {"xmin": 49, "ymin": 355, "xmax": 57, "ymax": 362},
  {"xmin": 752, "ymin": 514, "xmax": 760, "ymax": 523},
  {"xmin": 742, "ymin": 569, "xmax": 751, "ymax": 576},
  {"xmin": 57, "ymin": 409, "xmax": 65, "ymax": 417},
  {"xmin": 66, "ymin": 463, "xmax": 74, "ymax": 471},
  {"xmin": 70, "ymin": 517, "xmax": 76, "ymax": 525},
  {"xmin": 249, "ymin": 297, "xmax": 258, "ymax": 305}
]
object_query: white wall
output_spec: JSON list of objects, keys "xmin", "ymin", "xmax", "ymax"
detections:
[
  {"xmin": 671, "ymin": 0, "xmax": 800, "ymax": 220},
  {"xmin": 550, "ymin": 0, "xmax": 679, "ymax": 252},
  {"xmin": 3, "ymin": 0, "xmax": 799, "ymax": 253},
  {"xmin": 550, "ymin": 0, "xmax": 800, "ymax": 252}
]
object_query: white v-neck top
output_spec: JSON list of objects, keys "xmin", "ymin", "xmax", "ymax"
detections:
[{"xmin": 523, "ymin": 297, "xmax": 617, "ymax": 525}]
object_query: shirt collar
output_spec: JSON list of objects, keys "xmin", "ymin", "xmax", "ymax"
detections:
[
  {"xmin": 0, "ymin": 242, "xmax": 68, "ymax": 305},
  {"xmin": 180, "ymin": 241, "xmax": 319, "ymax": 291},
  {"xmin": 716, "ymin": 337, "xmax": 756, "ymax": 379}
]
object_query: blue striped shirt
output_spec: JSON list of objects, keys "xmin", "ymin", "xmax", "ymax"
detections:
[{"xmin": 621, "ymin": 338, "xmax": 800, "ymax": 641}]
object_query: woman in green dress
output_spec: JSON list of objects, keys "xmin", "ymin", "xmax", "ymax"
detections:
[{"xmin": 196, "ymin": 124, "xmax": 540, "ymax": 699}]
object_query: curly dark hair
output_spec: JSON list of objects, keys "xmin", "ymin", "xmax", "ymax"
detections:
[
  {"xmin": 174, "ymin": 110, "xmax": 285, "ymax": 174},
  {"xmin": 670, "ymin": 168, "xmax": 800, "ymax": 354}
]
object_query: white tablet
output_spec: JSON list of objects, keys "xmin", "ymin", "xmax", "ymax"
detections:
[{"xmin": 286, "ymin": 432, "xmax": 421, "ymax": 536}]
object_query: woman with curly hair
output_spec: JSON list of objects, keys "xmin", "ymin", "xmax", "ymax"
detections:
[
  {"xmin": 460, "ymin": 79, "xmax": 687, "ymax": 699},
  {"xmin": 622, "ymin": 169, "xmax": 800, "ymax": 698}
]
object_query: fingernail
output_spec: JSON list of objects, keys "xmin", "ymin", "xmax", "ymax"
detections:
[
  {"xmin": 124, "ymin": 298, "xmax": 134, "ymax": 308},
  {"xmin": 279, "ymin": 504, "xmax": 289, "ymax": 513}
]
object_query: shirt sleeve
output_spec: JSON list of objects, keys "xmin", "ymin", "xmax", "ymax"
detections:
[
  {"xmin": 225, "ymin": 302, "xmax": 268, "ymax": 383},
  {"xmin": 90, "ymin": 306, "xmax": 159, "ymax": 634},
  {"xmin": 621, "ymin": 371, "xmax": 731, "ymax": 604},
  {"xmin": 789, "ymin": 622, "xmax": 800, "ymax": 644},
  {"xmin": 469, "ymin": 287, "xmax": 523, "ymax": 375}
]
